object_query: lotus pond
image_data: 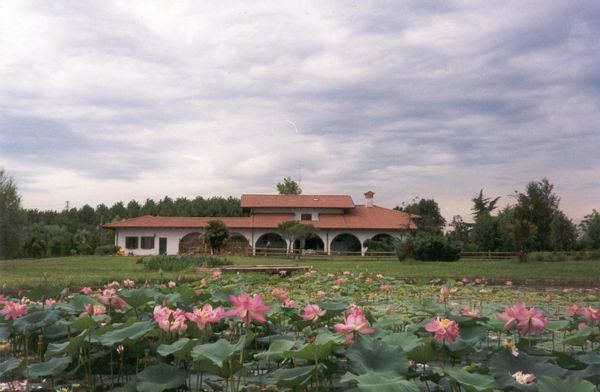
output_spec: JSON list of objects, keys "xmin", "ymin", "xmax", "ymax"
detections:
[{"xmin": 0, "ymin": 270, "xmax": 599, "ymax": 391}]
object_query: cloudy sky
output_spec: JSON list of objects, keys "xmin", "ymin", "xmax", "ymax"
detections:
[{"xmin": 1, "ymin": 1, "xmax": 599, "ymax": 223}]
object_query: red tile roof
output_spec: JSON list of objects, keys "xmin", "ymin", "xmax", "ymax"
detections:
[
  {"xmin": 241, "ymin": 194, "xmax": 354, "ymax": 209},
  {"xmin": 104, "ymin": 205, "xmax": 416, "ymax": 231}
]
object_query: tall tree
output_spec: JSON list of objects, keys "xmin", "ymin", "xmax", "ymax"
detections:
[
  {"xmin": 277, "ymin": 177, "xmax": 302, "ymax": 195},
  {"xmin": 514, "ymin": 178, "xmax": 560, "ymax": 251},
  {"xmin": 396, "ymin": 197, "xmax": 446, "ymax": 235},
  {"xmin": 471, "ymin": 189, "xmax": 500, "ymax": 219},
  {"xmin": 446, "ymin": 215, "xmax": 471, "ymax": 250},
  {"xmin": 277, "ymin": 220, "xmax": 316, "ymax": 256},
  {"xmin": 550, "ymin": 211, "xmax": 577, "ymax": 251},
  {"xmin": 0, "ymin": 169, "xmax": 24, "ymax": 258},
  {"xmin": 204, "ymin": 220, "xmax": 229, "ymax": 255},
  {"xmin": 580, "ymin": 209, "xmax": 600, "ymax": 250}
]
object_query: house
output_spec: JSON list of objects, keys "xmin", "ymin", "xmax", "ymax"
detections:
[{"xmin": 104, "ymin": 191, "xmax": 417, "ymax": 256}]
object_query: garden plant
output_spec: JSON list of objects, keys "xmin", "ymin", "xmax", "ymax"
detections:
[{"xmin": 0, "ymin": 270, "xmax": 599, "ymax": 391}]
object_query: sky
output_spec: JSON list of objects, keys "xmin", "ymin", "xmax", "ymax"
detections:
[{"xmin": 1, "ymin": 1, "xmax": 599, "ymax": 224}]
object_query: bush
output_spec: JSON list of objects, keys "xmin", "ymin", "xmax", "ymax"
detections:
[
  {"xmin": 395, "ymin": 238, "xmax": 416, "ymax": 261},
  {"xmin": 94, "ymin": 244, "xmax": 119, "ymax": 255},
  {"xmin": 413, "ymin": 236, "xmax": 461, "ymax": 262},
  {"xmin": 141, "ymin": 255, "xmax": 233, "ymax": 272}
]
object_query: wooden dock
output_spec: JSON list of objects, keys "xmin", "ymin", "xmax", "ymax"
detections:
[{"xmin": 199, "ymin": 265, "xmax": 310, "ymax": 276}]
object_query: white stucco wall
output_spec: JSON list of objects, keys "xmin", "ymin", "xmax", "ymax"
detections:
[{"xmin": 113, "ymin": 227, "xmax": 409, "ymax": 256}]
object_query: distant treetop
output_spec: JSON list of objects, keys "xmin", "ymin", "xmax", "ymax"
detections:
[{"xmin": 276, "ymin": 177, "xmax": 302, "ymax": 195}]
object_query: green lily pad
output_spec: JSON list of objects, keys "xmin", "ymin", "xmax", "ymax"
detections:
[
  {"xmin": 0, "ymin": 358, "xmax": 22, "ymax": 377},
  {"xmin": 381, "ymin": 332, "xmax": 423, "ymax": 353},
  {"xmin": 191, "ymin": 332, "xmax": 254, "ymax": 368},
  {"xmin": 255, "ymin": 339, "xmax": 297, "ymax": 362},
  {"xmin": 135, "ymin": 363, "xmax": 187, "ymax": 392},
  {"xmin": 27, "ymin": 356, "xmax": 72, "ymax": 378},
  {"xmin": 46, "ymin": 329, "xmax": 89, "ymax": 355},
  {"xmin": 490, "ymin": 350, "xmax": 567, "ymax": 391},
  {"xmin": 264, "ymin": 365, "xmax": 315, "ymax": 390},
  {"xmin": 13, "ymin": 310, "xmax": 60, "ymax": 333},
  {"xmin": 120, "ymin": 288, "xmax": 160, "ymax": 308},
  {"xmin": 346, "ymin": 335, "xmax": 408, "ymax": 378},
  {"xmin": 564, "ymin": 327, "xmax": 592, "ymax": 346},
  {"xmin": 445, "ymin": 368, "xmax": 496, "ymax": 392},
  {"xmin": 0, "ymin": 326, "xmax": 10, "ymax": 342},
  {"xmin": 283, "ymin": 332, "xmax": 340, "ymax": 362},
  {"xmin": 341, "ymin": 372, "xmax": 419, "ymax": 392},
  {"xmin": 538, "ymin": 376, "xmax": 596, "ymax": 392},
  {"xmin": 99, "ymin": 320, "xmax": 155, "ymax": 346},
  {"xmin": 157, "ymin": 338, "xmax": 199, "ymax": 357}
]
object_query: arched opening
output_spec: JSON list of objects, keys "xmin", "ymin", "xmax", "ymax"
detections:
[
  {"xmin": 330, "ymin": 233, "xmax": 361, "ymax": 255},
  {"xmin": 224, "ymin": 233, "xmax": 251, "ymax": 256},
  {"xmin": 255, "ymin": 233, "xmax": 287, "ymax": 255},
  {"xmin": 179, "ymin": 232, "xmax": 206, "ymax": 255},
  {"xmin": 304, "ymin": 235, "xmax": 325, "ymax": 252},
  {"xmin": 364, "ymin": 233, "xmax": 397, "ymax": 254}
]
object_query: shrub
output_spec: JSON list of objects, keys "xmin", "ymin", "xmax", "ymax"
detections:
[
  {"xmin": 94, "ymin": 244, "xmax": 119, "ymax": 255},
  {"xmin": 395, "ymin": 238, "xmax": 416, "ymax": 261},
  {"xmin": 141, "ymin": 255, "xmax": 233, "ymax": 272},
  {"xmin": 413, "ymin": 236, "xmax": 461, "ymax": 262}
]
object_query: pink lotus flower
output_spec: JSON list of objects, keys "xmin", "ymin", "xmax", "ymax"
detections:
[
  {"xmin": 568, "ymin": 304, "xmax": 584, "ymax": 316},
  {"xmin": 154, "ymin": 305, "xmax": 188, "ymax": 333},
  {"xmin": 316, "ymin": 290, "xmax": 327, "ymax": 298},
  {"xmin": 474, "ymin": 278, "xmax": 482, "ymax": 284},
  {"xmin": 167, "ymin": 281, "xmax": 177, "ymax": 288},
  {"xmin": 194, "ymin": 288, "xmax": 202, "ymax": 296},
  {"xmin": 462, "ymin": 306, "xmax": 480, "ymax": 318},
  {"xmin": 380, "ymin": 284, "xmax": 393, "ymax": 292},
  {"xmin": 225, "ymin": 292, "xmax": 272, "ymax": 325},
  {"xmin": 300, "ymin": 304, "xmax": 326, "ymax": 322},
  {"xmin": 44, "ymin": 298, "xmax": 56, "ymax": 307},
  {"xmin": 505, "ymin": 280, "xmax": 513, "ymax": 286},
  {"xmin": 424, "ymin": 317, "xmax": 460, "ymax": 344},
  {"xmin": 82, "ymin": 303, "xmax": 107, "ymax": 316},
  {"xmin": 376, "ymin": 274, "xmax": 384, "ymax": 279},
  {"xmin": 97, "ymin": 289, "xmax": 126, "ymax": 310},
  {"xmin": 107, "ymin": 281, "xmax": 120, "ymax": 288},
  {"xmin": 211, "ymin": 270, "xmax": 222, "ymax": 280},
  {"xmin": 185, "ymin": 304, "xmax": 225, "ymax": 330},
  {"xmin": 578, "ymin": 322, "xmax": 588, "ymax": 330},
  {"xmin": 336, "ymin": 277, "xmax": 349, "ymax": 285},
  {"xmin": 0, "ymin": 301, "xmax": 28, "ymax": 320},
  {"xmin": 81, "ymin": 287, "xmax": 93, "ymax": 295},
  {"xmin": 512, "ymin": 371, "xmax": 536, "ymax": 385},
  {"xmin": 327, "ymin": 273, "xmax": 336, "ymax": 280},
  {"xmin": 584, "ymin": 306, "xmax": 600, "ymax": 324},
  {"xmin": 462, "ymin": 278, "xmax": 470, "ymax": 284},
  {"xmin": 122, "ymin": 279, "xmax": 135, "ymax": 287},
  {"xmin": 365, "ymin": 277, "xmax": 373, "ymax": 283},
  {"xmin": 497, "ymin": 304, "xmax": 547, "ymax": 336},
  {"xmin": 334, "ymin": 306, "xmax": 375, "ymax": 343},
  {"xmin": 283, "ymin": 299, "xmax": 298, "ymax": 308},
  {"xmin": 271, "ymin": 288, "xmax": 288, "ymax": 301}
]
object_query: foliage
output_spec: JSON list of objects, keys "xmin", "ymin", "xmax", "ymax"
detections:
[
  {"xmin": 94, "ymin": 244, "xmax": 120, "ymax": 255},
  {"xmin": 0, "ymin": 270, "xmax": 598, "ymax": 391},
  {"xmin": 276, "ymin": 176, "xmax": 302, "ymax": 194},
  {"xmin": 396, "ymin": 197, "xmax": 446, "ymax": 235},
  {"xmin": 141, "ymin": 255, "xmax": 232, "ymax": 272},
  {"xmin": 364, "ymin": 235, "xmax": 397, "ymax": 251},
  {"xmin": 204, "ymin": 220, "xmax": 229, "ymax": 254},
  {"xmin": 277, "ymin": 220, "xmax": 317, "ymax": 255},
  {"xmin": 580, "ymin": 210, "xmax": 600, "ymax": 250},
  {"xmin": 550, "ymin": 211, "xmax": 578, "ymax": 251},
  {"xmin": 0, "ymin": 169, "xmax": 25, "ymax": 259},
  {"xmin": 471, "ymin": 189, "xmax": 500, "ymax": 219},
  {"xmin": 412, "ymin": 235, "xmax": 461, "ymax": 262},
  {"xmin": 446, "ymin": 215, "xmax": 472, "ymax": 250},
  {"xmin": 514, "ymin": 178, "xmax": 560, "ymax": 251}
]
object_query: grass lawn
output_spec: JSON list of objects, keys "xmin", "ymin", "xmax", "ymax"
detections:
[{"xmin": 1, "ymin": 255, "xmax": 599, "ymax": 291}]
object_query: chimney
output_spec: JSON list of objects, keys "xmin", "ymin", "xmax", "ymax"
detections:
[{"xmin": 364, "ymin": 191, "xmax": 375, "ymax": 208}]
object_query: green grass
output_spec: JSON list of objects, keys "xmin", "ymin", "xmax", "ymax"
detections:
[{"xmin": 0, "ymin": 255, "xmax": 599, "ymax": 291}]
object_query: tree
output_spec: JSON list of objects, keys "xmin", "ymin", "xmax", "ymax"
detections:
[
  {"xmin": 277, "ymin": 220, "xmax": 316, "ymax": 256},
  {"xmin": 277, "ymin": 177, "xmax": 302, "ymax": 195},
  {"xmin": 396, "ymin": 197, "xmax": 446, "ymax": 235},
  {"xmin": 0, "ymin": 169, "xmax": 25, "ymax": 259},
  {"xmin": 204, "ymin": 220, "xmax": 229, "ymax": 255},
  {"xmin": 550, "ymin": 211, "xmax": 577, "ymax": 251},
  {"xmin": 446, "ymin": 215, "xmax": 471, "ymax": 250},
  {"xmin": 471, "ymin": 190, "xmax": 500, "ymax": 219},
  {"xmin": 580, "ymin": 210, "xmax": 600, "ymax": 250},
  {"xmin": 513, "ymin": 178, "xmax": 560, "ymax": 251}
]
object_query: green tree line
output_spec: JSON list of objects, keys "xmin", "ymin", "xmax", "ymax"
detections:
[{"xmin": 0, "ymin": 169, "xmax": 244, "ymax": 259}]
